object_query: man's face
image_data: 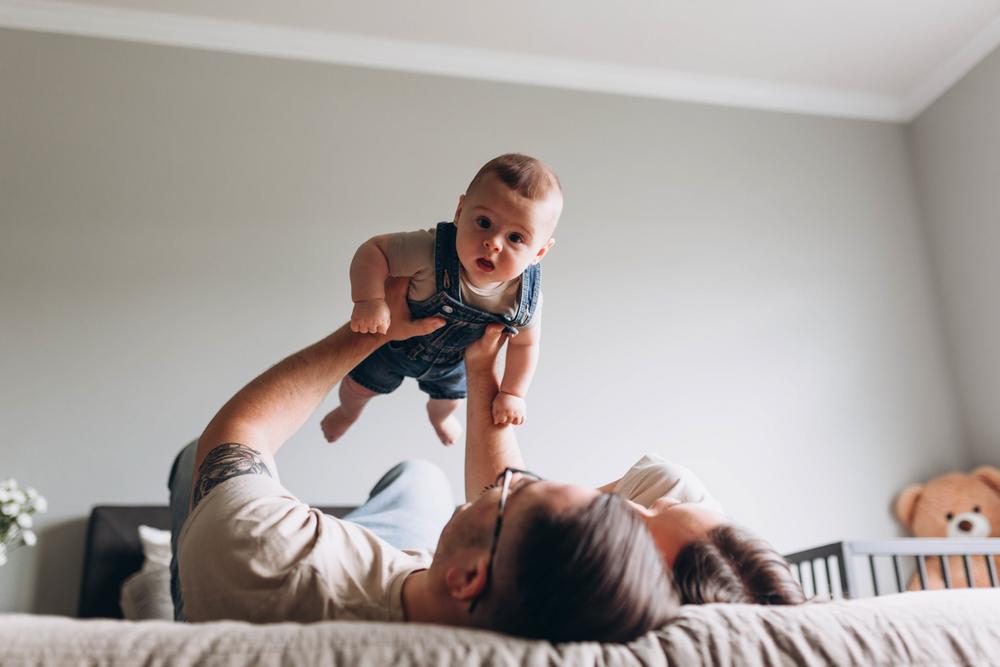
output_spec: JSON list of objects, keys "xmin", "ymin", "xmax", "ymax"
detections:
[
  {"xmin": 435, "ymin": 477, "xmax": 598, "ymax": 561},
  {"xmin": 453, "ymin": 174, "xmax": 561, "ymax": 288}
]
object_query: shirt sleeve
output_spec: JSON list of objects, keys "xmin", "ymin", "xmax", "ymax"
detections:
[
  {"xmin": 383, "ymin": 229, "xmax": 436, "ymax": 280},
  {"xmin": 614, "ymin": 454, "xmax": 724, "ymax": 513}
]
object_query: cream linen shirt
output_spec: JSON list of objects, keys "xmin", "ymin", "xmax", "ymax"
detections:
[
  {"xmin": 614, "ymin": 454, "xmax": 724, "ymax": 513},
  {"xmin": 178, "ymin": 455, "xmax": 431, "ymax": 623},
  {"xmin": 384, "ymin": 227, "xmax": 539, "ymax": 328}
]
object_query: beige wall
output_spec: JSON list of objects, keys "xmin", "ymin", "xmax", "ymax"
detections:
[
  {"xmin": 909, "ymin": 45, "xmax": 1000, "ymax": 467},
  {"xmin": 0, "ymin": 28, "xmax": 961, "ymax": 613}
]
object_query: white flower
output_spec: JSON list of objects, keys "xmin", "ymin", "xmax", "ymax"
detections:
[
  {"xmin": 0, "ymin": 490, "xmax": 9, "ymax": 503},
  {"xmin": 32, "ymin": 497, "xmax": 47, "ymax": 513},
  {"xmin": 0, "ymin": 546, "xmax": 6, "ymax": 566},
  {"xmin": 22, "ymin": 530, "xmax": 36, "ymax": 547},
  {"xmin": 26, "ymin": 488, "xmax": 38, "ymax": 499},
  {"xmin": 0, "ymin": 480, "xmax": 14, "ymax": 491},
  {"xmin": 10, "ymin": 490, "xmax": 25, "ymax": 505},
  {"xmin": 16, "ymin": 514, "xmax": 32, "ymax": 529},
  {"xmin": 1, "ymin": 503, "xmax": 19, "ymax": 517}
]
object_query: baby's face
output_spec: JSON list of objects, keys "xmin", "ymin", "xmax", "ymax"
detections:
[{"xmin": 453, "ymin": 173, "xmax": 561, "ymax": 287}]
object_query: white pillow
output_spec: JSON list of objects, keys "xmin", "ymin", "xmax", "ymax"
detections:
[
  {"xmin": 120, "ymin": 525, "xmax": 173, "ymax": 621},
  {"xmin": 137, "ymin": 524, "xmax": 171, "ymax": 570}
]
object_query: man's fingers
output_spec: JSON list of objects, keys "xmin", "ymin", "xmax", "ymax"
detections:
[
  {"xmin": 413, "ymin": 316, "xmax": 446, "ymax": 336},
  {"xmin": 479, "ymin": 324, "xmax": 508, "ymax": 352},
  {"xmin": 483, "ymin": 323, "xmax": 506, "ymax": 338}
]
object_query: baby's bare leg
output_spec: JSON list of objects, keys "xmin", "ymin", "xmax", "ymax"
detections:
[
  {"xmin": 426, "ymin": 398, "xmax": 463, "ymax": 446},
  {"xmin": 321, "ymin": 376, "xmax": 378, "ymax": 443}
]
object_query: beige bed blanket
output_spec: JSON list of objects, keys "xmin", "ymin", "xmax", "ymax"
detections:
[{"xmin": 2, "ymin": 589, "xmax": 998, "ymax": 666}]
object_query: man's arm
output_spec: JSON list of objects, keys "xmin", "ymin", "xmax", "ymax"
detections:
[
  {"xmin": 192, "ymin": 279, "xmax": 444, "ymax": 500},
  {"xmin": 463, "ymin": 325, "xmax": 525, "ymax": 501}
]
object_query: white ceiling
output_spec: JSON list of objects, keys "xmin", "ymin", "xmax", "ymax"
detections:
[{"xmin": 3, "ymin": 0, "xmax": 1000, "ymax": 121}]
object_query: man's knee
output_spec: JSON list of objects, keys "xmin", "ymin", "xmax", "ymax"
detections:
[{"xmin": 385, "ymin": 459, "xmax": 448, "ymax": 492}]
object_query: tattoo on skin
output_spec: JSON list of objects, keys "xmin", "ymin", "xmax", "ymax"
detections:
[{"xmin": 192, "ymin": 443, "xmax": 272, "ymax": 509}]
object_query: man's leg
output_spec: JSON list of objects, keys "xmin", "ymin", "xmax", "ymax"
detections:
[
  {"xmin": 343, "ymin": 460, "xmax": 454, "ymax": 552},
  {"xmin": 167, "ymin": 439, "xmax": 198, "ymax": 621}
]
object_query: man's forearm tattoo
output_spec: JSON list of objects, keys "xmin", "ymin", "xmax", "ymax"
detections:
[{"xmin": 192, "ymin": 443, "xmax": 272, "ymax": 509}]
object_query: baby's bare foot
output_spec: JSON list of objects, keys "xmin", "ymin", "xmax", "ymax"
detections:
[
  {"xmin": 321, "ymin": 408, "xmax": 358, "ymax": 443},
  {"xmin": 431, "ymin": 415, "xmax": 463, "ymax": 446}
]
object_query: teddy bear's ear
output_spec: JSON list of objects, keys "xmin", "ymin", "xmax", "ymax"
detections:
[
  {"xmin": 894, "ymin": 484, "xmax": 924, "ymax": 528},
  {"xmin": 973, "ymin": 466, "xmax": 1000, "ymax": 495}
]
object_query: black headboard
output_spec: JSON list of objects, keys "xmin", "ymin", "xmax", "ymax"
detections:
[{"xmin": 78, "ymin": 504, "xmax": 354, "ymax": 619}]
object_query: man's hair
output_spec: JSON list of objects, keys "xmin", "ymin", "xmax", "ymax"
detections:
[
  {"xmin": 672, "ymin": 524, "xmax": 806, "ymax": 605},
  {"xmin": 479, "ymin": 492, "xmax": 678, "ymax": 643},
  {"xmin": 466, "ymin": 153, "xmax": 562, "ymax": 201}
]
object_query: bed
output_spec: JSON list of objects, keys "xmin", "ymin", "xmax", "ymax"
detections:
[{"xmin": 3, "ymin": 505, "xmax": 993, "ymax": 666}]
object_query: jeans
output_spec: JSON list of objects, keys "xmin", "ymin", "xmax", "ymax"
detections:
[
  {"xmin": 167, "ymin": 440, "xmax": 454, "ymax": 621},
  {"xmin": 349, "ymin": 342, "xmax": 469, "ymax": 399}
]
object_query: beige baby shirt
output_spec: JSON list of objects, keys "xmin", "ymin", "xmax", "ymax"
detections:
[
  {"xmin": 178, "ymin": 456, "xmax": 431, "ymax": 624},
  {"xmin": 384, "ymin": 227, "xmax": 539, "ymax": 328},
  {"xmin": 615, "ymin": 454, "xmax": 724, "ymax": 513}
]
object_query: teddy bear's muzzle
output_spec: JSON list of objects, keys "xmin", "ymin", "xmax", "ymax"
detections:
[{"xmin": 947, "ymin": 511, "xmax": 991, "ymax": 538}]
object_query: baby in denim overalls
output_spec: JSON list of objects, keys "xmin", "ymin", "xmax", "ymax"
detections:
[{"xmin": 320, "ymin": 154, "xmax": 562, "ymax": 445}]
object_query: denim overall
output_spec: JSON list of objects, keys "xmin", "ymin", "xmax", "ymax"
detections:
[{"xmin": 349, "ymin": 222, "xmax": 541, "ymax": 400}]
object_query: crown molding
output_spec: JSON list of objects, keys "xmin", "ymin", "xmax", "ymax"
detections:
[
  {"xmin": 1, "ymin": 0, "xmax": 995, "ymax": 123},
  {"xmin": 901, "ymin": 11, "xmax": 1000, "ymax": 121}
]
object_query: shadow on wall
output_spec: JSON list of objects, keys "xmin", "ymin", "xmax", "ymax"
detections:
[{"xmin": 32, "ymin": 518, "xmax": 87, "ymax": 616}]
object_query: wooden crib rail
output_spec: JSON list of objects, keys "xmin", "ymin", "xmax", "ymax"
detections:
[{"xmin": 783, "ymin": 538, "xmax": 1000, "ymax": 599}]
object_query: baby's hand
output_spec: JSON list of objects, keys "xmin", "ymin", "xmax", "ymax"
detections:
[
  {"xmin": 351, "ymin": 298, "xmax": 391, "ymax": 334},
  {"xmin": 492, "ymin": 392, "xmax": 526, "ymax": 426}
]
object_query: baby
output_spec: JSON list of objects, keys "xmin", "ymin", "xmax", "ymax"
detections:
[{"xmin": 321, "ymin": 154, "xmax": 562, "ymax": 445}]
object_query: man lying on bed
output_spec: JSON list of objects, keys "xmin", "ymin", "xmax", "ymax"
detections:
[
  {"xmin": 171, "ymin": 279, "xmax": 676, "ymax": 643},
  {"xmin": 171, "ymin": 280, "xmax": 801, "ymax": 640}
]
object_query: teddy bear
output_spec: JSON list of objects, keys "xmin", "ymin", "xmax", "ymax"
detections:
[{"xmin": 894, "ymin": 465, "xmax": 1000, "ymax": 590}]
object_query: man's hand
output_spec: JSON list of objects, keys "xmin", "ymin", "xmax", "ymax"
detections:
[
  {"xmin": 492, "ymin": 391, "xmax": 526, "ymax": 425},
  {"xmin": 381, "ymin": 278, "xmax": 445, "ymax": 342},
  {"xmin": 351, "ymin": 298, "xmax": 391, "ymax": 334},
  {"xmin": 464, "ymin": 324, "xmax": 509, "ymax": 374}
]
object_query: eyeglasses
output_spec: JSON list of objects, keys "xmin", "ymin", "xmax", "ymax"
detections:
[{"xmin": 467, "ymin": 467, "xmax": 543, "ymax": 614}]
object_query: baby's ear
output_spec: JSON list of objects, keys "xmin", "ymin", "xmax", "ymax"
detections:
[
  {"xmin": 894, "ymin": 484, "xmax": 923, "ymax": 528},
  {"xmin": 973, "ymin": 466, "xmax": 1000, "ymax": 495},
  {"xmin": 534, "ymin": 238, "xmax": 555, "ymax": 263}
]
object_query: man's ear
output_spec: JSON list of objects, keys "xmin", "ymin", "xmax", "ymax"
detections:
[
  {"xmin": 533, "ymin": 238, "xmax": 555, "ymax": 264},
  {"xmin": 453, "ymin": 194, "xmax": 465, "ymax": 225},
  {"xmin": 444, "ymin": 552, "xmax": 490, "ymax": 602}
]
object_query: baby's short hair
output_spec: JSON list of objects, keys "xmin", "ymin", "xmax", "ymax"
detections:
[{"xmin": 467, "ymin": 154, "xmax": 562, "ymax": 201}]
